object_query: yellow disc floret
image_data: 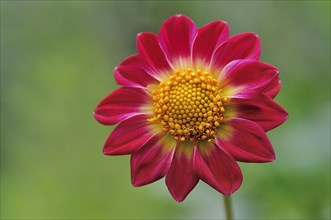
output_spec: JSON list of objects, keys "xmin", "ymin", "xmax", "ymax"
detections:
[{"xmin": 149, "ymin": 68, "xmax": 228, "ymax": 142}]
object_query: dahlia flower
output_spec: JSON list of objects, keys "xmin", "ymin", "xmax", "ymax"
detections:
[{"xmin": 94, "ymin": 15, "xmax": 288, "ymax": 202}]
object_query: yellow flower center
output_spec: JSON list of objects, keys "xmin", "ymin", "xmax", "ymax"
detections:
[{"xmin": 149, "ymin": 68, "xmax": 227, "ymax": 143}]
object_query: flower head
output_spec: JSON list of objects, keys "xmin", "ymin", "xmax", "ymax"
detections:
[{"xmin": 94, "ymin": 15, "xmax": 288, "ymax": 202}]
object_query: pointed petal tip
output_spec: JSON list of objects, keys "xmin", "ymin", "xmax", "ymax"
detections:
[
  {"xmin": 103, "ymin": 145, "xmax": 133, "ymax": 156},
  {"xmin": 247, "ymin": 32, "xmax": 260, "ymax": 39},
  {"xmin": 263, "ymin": 151, "xmax": 276, "ymax": 162},
  {"xmin": 166, "ymin": 14, "xmax": 192, "ymax": 21},
  {"xmin": 285, "ymin": 111, "xmax": 289, "ymax": 119},
  {"xmin": 270, "ymin": 105, "xmax": 289, "ymax": 129},
  {"xmin": 261, "ymin": 153, "xmax": 276, "ymax": 162},
  {"xmin": 174, "ymin": 14, "xmax": 192, "ymax": 19},
  {"xmin": 213, "ymin": 177, "xmax": 242, "ymax": 196},
  {"xmin": 271, "ymin": 154, "xmax": 276, "ymax": 161},
  {"xmin": 131, "ymin": 169, "xmax": 150, "ymax": 187},
  {"xmin": 280, "ymin": 111, "xmax": 289, "ymax": 125},
  {"xmin": 102, "ymin": 148, "xmax": 111, "ymax": 156},
  {"xmin": 225, "ymin": 183, "xmax": 242, "ymax": 195},
  {"xmin": 131, "ymin": 178, "xmax": 141, "ymax": 187},
  {"xmin": 93, "ymin": 110, "xmax": 102, "ymax": 118},
  {"xmin": 102, "ymin": 146, "xmax": 115, "ymax": 156},
  {"xmin": 131, "ymin": 171, "xmax": 167, "ymax": 187},
  {"xmin": 169, "ymin": 188, "xmax": 190, "ymax": 202},
  {"xmin": 209, "ymin": 20, "xmax": 228, "ymax": 26},
  {"xmin": 252, "ymin": 32, "xmax": 259, "ymax": 38},
  {"xmin": 93, "ymin": 111, "xmax": 111, "ymax": 126},
  {"xmin": 174, "ymin": 196, "xmax": 185, "ymax": 202}
]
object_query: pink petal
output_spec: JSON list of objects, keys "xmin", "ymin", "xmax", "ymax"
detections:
[
  {"xmin": 210, "ymin": 32, "xmax": 260, "ymax": 71},
  {"xmin": 114, "ymin": 55, "xmax": 159, "ymax": 88},
  {"xmin": 226, "ymin": 95, "xmax": 288, "ymax": 131},
  {"xmin": 216, "ymin": 118, "xmax": 276, "ymax": 162},
  {"xmin": 103, "ymin": 115, "xmax": 158, "ymax": 155},
  {"xmin": 158, "ymin": 14, "xmax": 198, "ymax": 69},
  {"xmin": 94, "ymin": 87, "xmax": 151, "ymax": 125},
  {"xmin": 194, "ymin": 142, "xmax": 242, "ymax": 195},
  {"xmin": 263, "ymin": 77, "xmax": 281, "ymax": 98},
  {"xmin": 165, "ymin": 142, "xmax": 199, "ymax": 202},
  {"xmin": 137, "ymin": 32, "xmax": 173, "ymax": 80},
  {"xmin": 220, "ymin": 60, "xmax": 279, "ymax": 99},
  {"xmin": 193, "ymin": 21, "xmax": 229, "ymax": 66},
  {"xmin": 131, "ymin": 134, "xmax": 175, "ymax": 186}
]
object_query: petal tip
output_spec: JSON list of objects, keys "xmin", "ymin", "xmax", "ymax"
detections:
[
  {"xmin": 93, "ymin": 111, "xmax": 100, "ymax": 121},
  {"xmin": 93, "ymin": 111, "xmax": 109, "ymax": 125},
  {"xmin": 271, "ymin": 155, "xmax": 276, "ymax": 161},
  {"xmin": 102, "ymin": 148, "xmax": 111, "ymax": 156},
  {"xmin": 243, "ymin": 32, "xmax": 259, "ymax": 40},
  {"xmin": 174, "ymin": 197, "xmax": 184, "ymax": 202},
  {"xmin": 219, "ymin": 20, "xmax": 228, "ymax": 25},
  {"xmin": 170, "ymin": 191, "xmax": 187, "ymax": 202},
  {"xmin": 103, "ymin": 147, "xmax": 122, "ymax": 156},
  {"xmin": 285, "ymin": 111, "xmax": 289, "ymax": 119},
  {"xmin": 131, "ymin": 178, "xmax": 140, "ymax": 187},
  {"xmin": 252, "ymin": 32, "xmax": 259, "ymax": 38},
  {"xmin": 265, "ymin": 152, "xmax": 276, "ymax": 162},
  {"xmin": 102, "ymin": 143, "xmax": 117, "ymax": 155}
]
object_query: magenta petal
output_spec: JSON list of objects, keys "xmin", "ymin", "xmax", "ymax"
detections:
[
  {"xmin": 137, "ymin": 32, "xmax": 172, "ymax": 80},
  {"xmin": 195, "ymin": 142, "xmax": 242, "ymax": 195},
  {"xmin": 103, "ymin": 115, "xmax": 157, "ymax": 155},
  {"xmin": 94, "ymin": 87, "xmax": 150, "ymax": 125},
  {"xmin": 227, "ymin": 95, "xmax": 288, "ymax": 131},
  {"xmin": 159, "ymin": 14, "xmax": 198, "ymax": 68},
  {"xmin": 220, "ymin": 60, "xmax": 279, "ymax": 98},
  {"xmin": 211, "ymin": 32, "xmax": 260, "ymax": 70},
  {"xmin": 131, "ymin": 134, "xmax": 175, "ymax": 186},
  {"xmin": 114, "ymin": 55, "xmax": 159, "ymax": 88},
  {"xmin": 165, "ymin": 142, "xmax": 199, "ymax": 202},
  {"xmin": 193, "ymin": 21, "xmax": 229, "ymax": 66},
  {"xmin": 263, "ymin": 77, "xmax": 281, "ymax": 98},
  {"xmin": 217, "ymin": 118, "xmax": 276, "ymax": 162}
]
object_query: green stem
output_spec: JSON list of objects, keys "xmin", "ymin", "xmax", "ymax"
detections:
[{"xmin": 223, "ymin": 195, "xmax": 234, "ymax": 220}]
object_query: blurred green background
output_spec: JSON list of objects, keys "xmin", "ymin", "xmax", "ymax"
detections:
[{"xmin": 1, "ymin": 1, "xmax": 330, "ymax": 219}]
